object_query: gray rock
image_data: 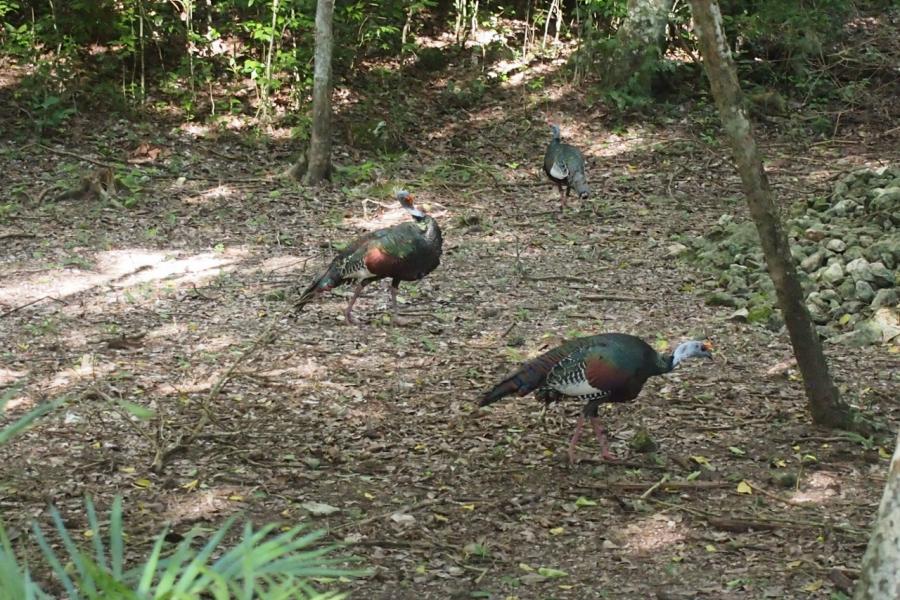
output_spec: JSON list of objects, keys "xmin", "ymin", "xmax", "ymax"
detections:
[
  {"xmin": 826, "ymin": 199, "xmax": 860, "ymax": 217},
  {"xmin": 820, "ymin": 289, "xmax": 841, "ymax": 304},
  {"xmin": 825, "ymin": 239, "xmax": 847, "ymax": 253},
  {"xmin": 667, "ymin": 242, "xmax": 689, "ymax": 257},
  {"xmin": 869, "ymin": 262, "xmax": 896, "ymax": 288},
  {"xmin": 872, "ymin": 288, "xmax": 899, "ymax": 309},
  {"xmin": 820, "ymin": 262, "xmax": 845, "ymax": 285},
  {"xmin": 829, "ymin": 320, "xmax": 884, "ymax": 346},
  {"xmin": 806, "ymin": 291, "xmax": 826, "ymax": 307},
  {"xmin": 843, "ymin": 300, "xmax": 865, "ymax": 314},
  {"xmin": 846, "ymin": 258, "xmax": 873, "ymax": 283},
  {"xmin": 865, "ymin": 238, "xmax": 899, "ymax": 270},
  {"xmin": 800, "ymin": 250, "xmax": 826, "ymax": 272},
  {"xmin": 855, "ymin": 280, "xmax": 875, "ymax": 302},
  {"xmin": 843, "ymin": 246, "xmax": 866, "ymax": 261},
  {"xmin": 806, "ymin": 301, "xmax": 830, "ymax": 325},
  {"xmin": 837, "ymin": 280, "xmax": 856, "ymax": 299},
  {"xmin": 728, "ymin": 308, "xmax": 749, "ymax": 322},
  {"xmin": 805, "ymin": 228, "xmax": 827, "ymax": 242},
  {"xmin": 706, "ymin": 291, "xmax": 739, "ymax": 308},
  {"xmin": 870, "ymin": 187, "xmax": 900, "ymax": 213}
]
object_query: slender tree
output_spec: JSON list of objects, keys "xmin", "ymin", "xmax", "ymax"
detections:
[
  {"xmin": 688, "ymin": 0, "xmax": 853, "ymax": 428},
  {"xmin": 854, "ymin": 430, "xmax": 900, "ymax": 599},
  {"xmin": 294, "ymin": 0, "xmax": 334, "ymax": 184},
  {"xmin": 602, "ymin": 0, "xmax": 674, "ymax": 93}
]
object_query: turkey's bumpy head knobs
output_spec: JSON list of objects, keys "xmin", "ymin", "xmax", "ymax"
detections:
[
  {"xmin": 396, "ymin": 189, "xmax": 425, "ymax": 219},
  {"xmin": 672, "ymin": 340, "xmax": 714, "ymax": 367}
]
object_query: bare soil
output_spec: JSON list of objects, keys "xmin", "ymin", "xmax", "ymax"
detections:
[{"xmin": 1, "ymin": 48, "xmax": 899, "ymax": 600}]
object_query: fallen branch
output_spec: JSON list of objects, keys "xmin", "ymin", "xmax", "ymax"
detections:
[
  {"xmin": 580, "ymin": 294, "xmax": 646, "ymax": 303},
  {"xmin": 333, "ymin": 498, "xmax": 439, "ymax": 532},
  {"xmin": 150, "ymin": 316, "xmax": 284, "ymax": 473},
  {"xmin": 39, "ymin": 144, "xmax": 121, "ymax": 169},
  {"xmin": 575, "ymin": 479, "xmax": 731, "ymax": 493},
  {"xmin": 652, "ymin": 499, "xmax": 867, "ymax": 537},
  {"xmin": 0, "ymin": 295, "xmax": 68, "ymax": 318},
  {"xmin": 640, "ymin": 474, "xmax": 671, "ymax": 499}
]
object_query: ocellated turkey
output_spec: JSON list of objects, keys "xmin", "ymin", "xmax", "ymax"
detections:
[
  {"xmin": 294, "ymin": 190, "xmax": 443, "ymax": 324},
  {"xmin": 480, "ymin": 333, "xmax": 712, "ymax": 463},
  {"xmin": 543, "ymin": 123, "xmax": 590, "ymax": 210}
]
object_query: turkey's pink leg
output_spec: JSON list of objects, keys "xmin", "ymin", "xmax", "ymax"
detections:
[
  {"xmin": 387, "ymin": 282, "xmax": 410, "ymax": 326},
  {"xmin": 590, "ymin": 417, "xmax": 615, "ymax": 460},
  {"xmin": 558, "ymin": 186, "xmax": 566, "ymax": 211},
  {"xmin": 344, "ymin": 283, "xmax": 366, "ymax": 325},
  {"xmin": 567, "ymin": 415, "xmax": 586, "ymax": 463}
]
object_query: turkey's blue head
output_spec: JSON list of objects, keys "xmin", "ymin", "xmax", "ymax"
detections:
[
  {"xmin": 672, "ymin": 340, "xmax": 713, "ymax": 367},
  {"xmin": 548, "ymin": 123, "xmax": 561, "ymax": 141},
  {"xmin": 396, "ymin": 190, "xmax": 426, "ymax": 220}
]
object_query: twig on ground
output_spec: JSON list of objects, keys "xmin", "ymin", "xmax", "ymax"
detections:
[
  {"xmin": 580, "ymin": 294, "xmax": 646, "ymax": 302},
  {"xmin": 39, "ymin": 144, "xmax": 121, "ymax": 169},
  {"xmin": 333, "ymin": 497, "xmax": 439, "ymax": 532},
  {"xmin": 640, "ymin": 474, "xmax": 671, "ymax": 499},
  {"xmin": 150, "ymin": 315, "xmax": 284, "ymax": 473},
  {"xmin": 0, "ymin": 295, "xmax": 68, "ymax": 318}
]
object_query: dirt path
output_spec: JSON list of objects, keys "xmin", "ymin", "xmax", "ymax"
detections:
[{"xmin": 1, "ymin": 80, "xmax": 898, "ymax": 598}]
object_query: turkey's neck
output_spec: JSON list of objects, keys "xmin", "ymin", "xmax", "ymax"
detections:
[
  {"xmin": 416, "ymin": 217, "xmax": 441, "ymax": 244},
  {"xmin": 656, "ymin": 354, "xmax": 676, "ymax": 375}
]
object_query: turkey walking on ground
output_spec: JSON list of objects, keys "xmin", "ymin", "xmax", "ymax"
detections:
[
  {"xmin": 543, "ymin": 123, "xmax": 590, "ymax": 210},
  {"xmin": 294, "ymin": 190, "xmax": 443, "ymax": 324},
  {"xmin": 479, "ymin": 333, "xmax": 712, "ymax": 463}
]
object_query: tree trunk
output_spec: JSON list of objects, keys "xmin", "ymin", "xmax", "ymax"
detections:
[
  {"xmin": 299, "ymin": 0, "xmax": 334, "ymax": 185},
  {"xmin": 854, "ymin": 430, "xmax": 900, "ymax": 599},
  {"xmin": 688, "ymin": 0, "xmax": 853, "ymax": 428},
  {"xmin": 602, "ymin": 0, "xmax": 674, "ymax": 92}
]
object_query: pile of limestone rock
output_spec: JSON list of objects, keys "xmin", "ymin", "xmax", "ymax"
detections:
[{"xmin": 676, "ymin": 166, "xmax": 899, "ymax": 346}]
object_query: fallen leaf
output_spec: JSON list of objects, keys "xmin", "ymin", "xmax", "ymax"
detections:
[
  {"xmin": 301, "ymin": 501, "xmax": 340, "ymax": 516},
  {"xmin": 390, "ymin": 512, "xmax": 416, "ymax": 526},
  {"xmin": 537, "ymin": 567, "xmax": 568, "ymax": 578},
  {"xmin": 736, "ymin": 481, "xmax": 752, "ymax": 494},
  {"xmin": 574, "ymin": 496, "xmax": 597, "ymax": 507},
  {"xmin": 803, "ymin": 579, "xmax": 824, "ymax": 592}
]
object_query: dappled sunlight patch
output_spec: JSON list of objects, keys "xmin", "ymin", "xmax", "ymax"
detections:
[
  {"xmin": 44, "ymin": 353, "xmax": 116, "ymax": 392},
  {"xmin": 0, "ymin": 248, "xmax": 241, "ymax": 308},
  {"xmin": 197, "ymin": 334, "xmax": 238, "ymax": 354},
  {"xmin": 163, "ymin": 486, "xmax": 245, "ymax": 526},
  {"xmin": 591, "ymin": 131, "xmax": 650, "ymax": 158},
  {"xmin": 178, "ymin": 122, "xmax": 214, "ymax": 137},
  {"xmin": 182, "ymin": 184, "xmax": 237, "ymax": 205},
  {"xmin": 259, "ymin": 360, "xmax": 326, "ymax": 382},
  {"xmin": 154, "ymin": 375, "xmax": 217, "ymax": 396},
  {"xmin": 145, "ymin": 321, "xmax": 187, "ymax": 340},
  {"xmin": 344, "ymin": 203, "xmax": 424, "ymax": 231},
  {"xmin": 790, "ymin": 471, "xmax": 842, "ymax": 505},
  {"xmin": 0, "ymin": 366, "xmax": 28, "ymax": 387},
  {"xmin": 616, "ymin": 513, "xmax": 687, "ymax": 556}
]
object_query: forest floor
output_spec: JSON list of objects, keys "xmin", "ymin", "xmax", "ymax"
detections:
[{"xmin": 2, "ymin": 39, "xmax": 900, "ymax": 600}]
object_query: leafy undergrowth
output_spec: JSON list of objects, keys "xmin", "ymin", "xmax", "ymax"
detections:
[{"xmin": 2, "ymin": 51, "xmax": 900, "ymax": 600}]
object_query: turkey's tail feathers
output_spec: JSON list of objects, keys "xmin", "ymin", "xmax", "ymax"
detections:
[
  {"xmin": 570, "ymin": 168, "xmax": 590, "ymax": 199},
  {"xmin": 479, "ymin": 354, "xmax": 559, "ymax": 406}
]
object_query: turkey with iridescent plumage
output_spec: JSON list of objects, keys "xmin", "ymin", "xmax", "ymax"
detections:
[
  {"xmin": 479, "ymin": 333, "xmax": 712, "ymax": 463},
  {"xmin": 543, "ymin": 123, "xmax": 590, "ymax": 210},
  {"xmin": 294, "ymin": 190, "xmax": 442, "ymax": 324}
]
